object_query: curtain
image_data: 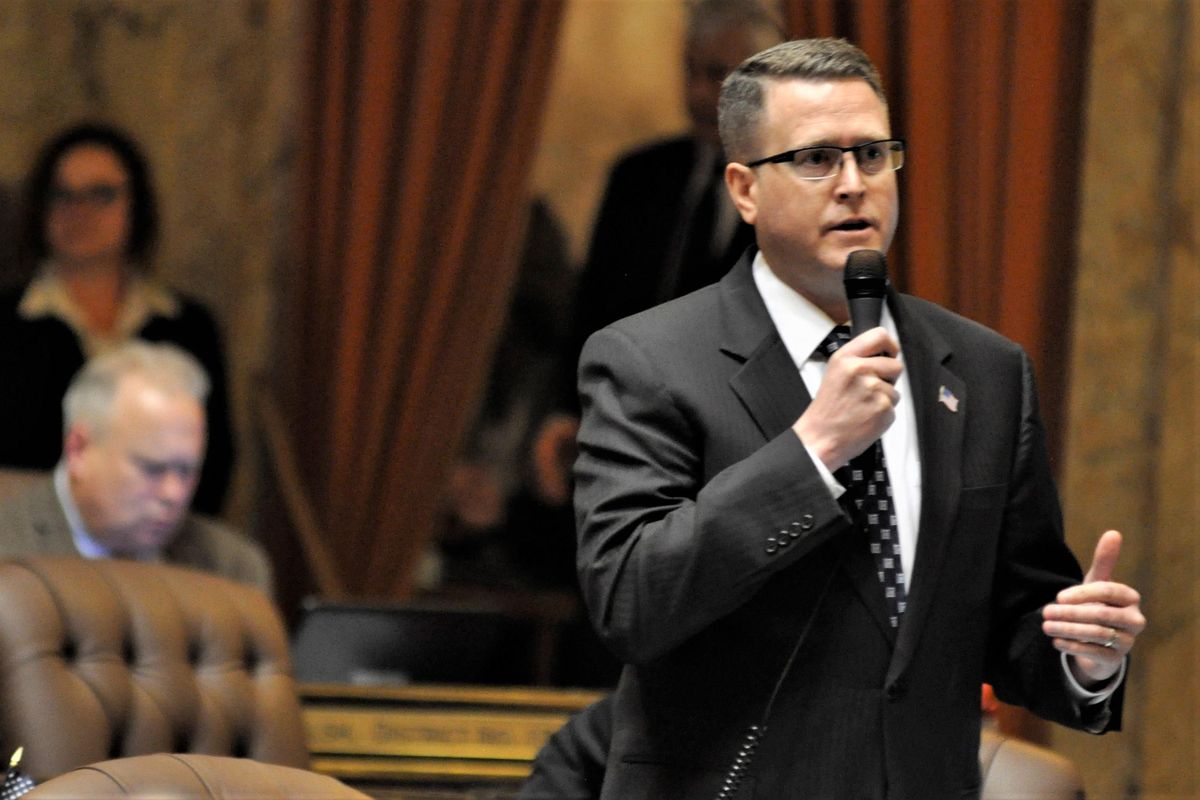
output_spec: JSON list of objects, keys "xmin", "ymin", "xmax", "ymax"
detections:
[
  {"xmin": 268, "ymin": 0, "xmax": 563, "ymax": 600},
  {"xmin": 785, "ymin": 0, "xmax": 1092, "ymax": 462}
]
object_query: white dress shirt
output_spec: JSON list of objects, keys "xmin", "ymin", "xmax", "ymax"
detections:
[
  {"xmin": 752, "ymin": 251, "xmax": 920, "ymax": 582},
  {"xmin": 53, "ymin": 462, "xmax": 114, "ymax": 559}
]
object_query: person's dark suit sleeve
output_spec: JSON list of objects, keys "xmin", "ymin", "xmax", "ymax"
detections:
[
  {"xmin": 574, "ymin": 325, "xmax": 846, "ymax": 664},
  {"xmin": 555, "ymin": 143, "xmax": 690, "ymax": 414},
  {"xmin": 985, "ymin": 349, "xmax": 1123, "ymax": 732},
  {"xmin": 519, "ymin": 697, "xmax": 612, "ymax": 800},
  {"xmin": 553, "ymin": 161, "xmax": 645, "ymax": 415}
]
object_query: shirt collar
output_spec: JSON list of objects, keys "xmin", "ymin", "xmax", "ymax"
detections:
[
  {"xmin": 751, "ymin": 250, "xmax": 898, "ymax": 369},
  {"xmin": 53, "ymin": 462, "xmax": 113, "ymax": 560},
  {"xmin": 19, "ymin": 263, "xmax": 180, "ymax": 358},
  {"xmin": 53, "ymin": 462, "xmax": 166, "ymax": 563}
]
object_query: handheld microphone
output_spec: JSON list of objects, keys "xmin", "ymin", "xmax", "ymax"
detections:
[{"xmin": 843, "ymin": 250, "xmax": 888, "ymax": 337}]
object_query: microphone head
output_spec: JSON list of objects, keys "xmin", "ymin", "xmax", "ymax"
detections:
[
  {"xmin": 844, "ymin": 250, "xmax": 888, "ymax": 336},
  {"xmin": 843, "ymin": 250, "xmax": 888, "ymax": 299}
]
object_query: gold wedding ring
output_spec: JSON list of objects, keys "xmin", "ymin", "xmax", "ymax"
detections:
[{"xmin": 1102, "ymin": 629, "xmax": 1118, "ymax": 649}]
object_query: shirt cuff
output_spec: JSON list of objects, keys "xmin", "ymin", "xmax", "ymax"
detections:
[
  {"xmin": 1061, "ymin": 652, "xmax": 1126, "ymax": 703},
  {"xmin": 803, "ymin": 442, "xmax": 845, "ymax": 499}
]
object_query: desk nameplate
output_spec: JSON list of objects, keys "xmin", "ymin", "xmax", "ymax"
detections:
[
  {"xmin": 300, "ymin": 683, "xmax": 605, "ymax": 786},
  {"xmin": 308, "ymin": 756, "xmax": 532, "ymax": 782},
  {"xmin": 305, "ymin": 706, "xmax": 571, "ymax": 761}
]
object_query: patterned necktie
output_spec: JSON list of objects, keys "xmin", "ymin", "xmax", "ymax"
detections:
[{"xmin": 816, "ymin": 325, "xmax": 907, "ymax": 628}]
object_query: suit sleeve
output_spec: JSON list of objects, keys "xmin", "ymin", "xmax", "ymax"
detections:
[
  {"xmin": 552, "ymin": 160, "xmax": 647, "ymax": 414},
  {"xmin": 519, "ymin": 697, "xmax": 611, "ymax": 800},
  {"xmin": 574, "ymin": 326, "xmax": 847, "ymax": 665},
  {"xmin": 986, "ymin": 350, "xmax": 1122, "ymax": 732}
]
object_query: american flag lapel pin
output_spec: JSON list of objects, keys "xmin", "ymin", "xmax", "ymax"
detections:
[{"xmin": 938, "ymin": 385, "xmax": 959, "ymax": 412}]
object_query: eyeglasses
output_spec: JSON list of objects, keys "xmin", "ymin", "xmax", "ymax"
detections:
[
  {"xmin": 49, "ymin": 183, "xmax": 127, "ymax": 209},
  {"xmin": 744, "ymin": 139, "xmax": 905, "ymax": 180}
]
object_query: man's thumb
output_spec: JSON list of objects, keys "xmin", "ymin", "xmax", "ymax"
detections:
[{"xmin": 1084, "ymin": 530, "xmax": 1123, "ymax": 583}]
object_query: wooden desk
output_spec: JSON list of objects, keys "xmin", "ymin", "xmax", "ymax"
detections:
[{"xmin": 301, "ymin": 683, "xmax": 604, "ymax": 798}]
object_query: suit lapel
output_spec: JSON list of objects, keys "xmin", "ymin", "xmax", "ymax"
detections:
[
  {"xmin": 718, "ymin": 256, "xmax": 895, "ymax": 641},
  {"xmin": 28, "ymin": 478, "xmax": 86, "ymax": 555},
  {"xmin": 888, "ymin": 292, "xmax": 965, "ymax": 678},
  {"xmin": 843, "ymin": 532, "xmax": 897, "ymax": 643},
  {"xmin": 719, "ymin": 253, "xmax": 811, "ymax": 441}
]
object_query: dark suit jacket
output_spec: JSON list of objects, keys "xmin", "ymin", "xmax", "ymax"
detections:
[
  {"xmin": 0, "ymin": 286, "xmax": 234, "ymax": 514},
  {"xmin": 0, "ymin": 477, "xmax": 273, "ymax": 597},
  {"xmin": 574, "ymin": 250, "xmax": 1119, "ymax": 799}
]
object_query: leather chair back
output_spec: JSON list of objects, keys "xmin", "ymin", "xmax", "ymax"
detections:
[
  {"xmin": 980, "ymin": 727, "xmax": 1085, "ymax": 799},
  {"xmin": 25, "ymin": 753, "xmax": 371, "ymax": 799},
  {"xmin": 0, "ymin": 557, "xmax": 309, "ymax": 781}
]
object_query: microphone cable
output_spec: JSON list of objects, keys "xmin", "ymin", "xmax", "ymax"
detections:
[{"xmin": 713, "ymin": 546, "xmax": 845, "ymax": 800}]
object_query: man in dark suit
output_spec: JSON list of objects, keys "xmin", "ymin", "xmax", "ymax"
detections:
[
  {"xmin": 572, "ymin": 39, "xmax": 1144, "ymax": 798},
  {"xmin": 0, "ymin": 341, "xmax": 272, "ymax": 596}
]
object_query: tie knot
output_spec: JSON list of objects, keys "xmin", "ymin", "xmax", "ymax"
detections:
[{"xmin": 816, "ymin": 325, "xmax": 853, "ymax": 359}]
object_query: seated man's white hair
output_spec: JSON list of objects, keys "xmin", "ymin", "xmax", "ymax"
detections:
[{"xmin": 62, "ymin": 341, "xmax": 211, "ymax": 437}]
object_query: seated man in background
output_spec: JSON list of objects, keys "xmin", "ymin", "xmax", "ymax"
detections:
[{"xmin": 0, "ymin": 341, "xmax": 271, "ymax": 595}]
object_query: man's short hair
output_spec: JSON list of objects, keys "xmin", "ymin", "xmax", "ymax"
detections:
[
  {"xmin": 718, "ymin": 38, "xmax": 887, "ymax": 163},
  {"xmin": 62, "ymin": 342, "xmax": 210, "ymax": 437}
]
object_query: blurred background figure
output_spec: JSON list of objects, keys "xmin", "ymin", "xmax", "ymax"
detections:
[
  {"xmin": 0, "ymin": 341, "xmax": 270, "ymax": 595},
  {"xmin": 535, "ymin": 0, "xmax": 785, "ymax": 509},
  {"xmin": 436, "ymin": 199, "xmax": 578, "ymax": 592},
  {"xmin": 0, "ymin": 123, "xmax": 233, "ymax": 514},
  {"xmin": 428, "ymin": 1, "xmax": 786, "ymax": 688},
  {"xmin": 432, "ymin": 198, "xmax": 616, "ymax": 687},
  {"xmin": 564, "ymin": 0, "xmax": 783, "ymax": 364}
]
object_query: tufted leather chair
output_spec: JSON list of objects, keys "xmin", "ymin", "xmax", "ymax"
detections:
[
  {"xmin": 24, "ymin": 753, "xmax": 371, "ymax": 799},
  {"xmin": 0, "ymin": 557, "xmax": 309, "ymax": 781}
]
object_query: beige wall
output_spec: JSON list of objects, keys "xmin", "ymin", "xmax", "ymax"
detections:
[
  {"xmin": 0, "ymin": 0, "xmax": 304, "ymax": 523},
  {"xmin": 1054, "ymin": 1, "xmax": 1199, "ymax": 798}
]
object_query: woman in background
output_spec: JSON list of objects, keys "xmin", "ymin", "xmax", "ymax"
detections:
[{"xmin": 0, "ymin": 123, "xmax": 233, "ymax": 514}]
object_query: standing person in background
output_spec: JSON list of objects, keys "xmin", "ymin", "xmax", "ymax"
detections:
[
  {"xmin": 573, "ymin": 38, "xmax": 1144, "ymax": 798},
  {"xmin": 438, "ymin": 199, "xmax": 579, "ymax": 591},
  {"xmin": 0, "ymin": 123, "xmax": 233, "ymax": 514},
  {"xmin": 510, "ymin": 1, "xmax": 785, "ymax": 689},
  {"xmin": 535, "ymin": 0, "xmax": 784, "ymax": 523},
  {"xmin": 573, "ymin": 0, "xmax": 782, "ymax": 334}
]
